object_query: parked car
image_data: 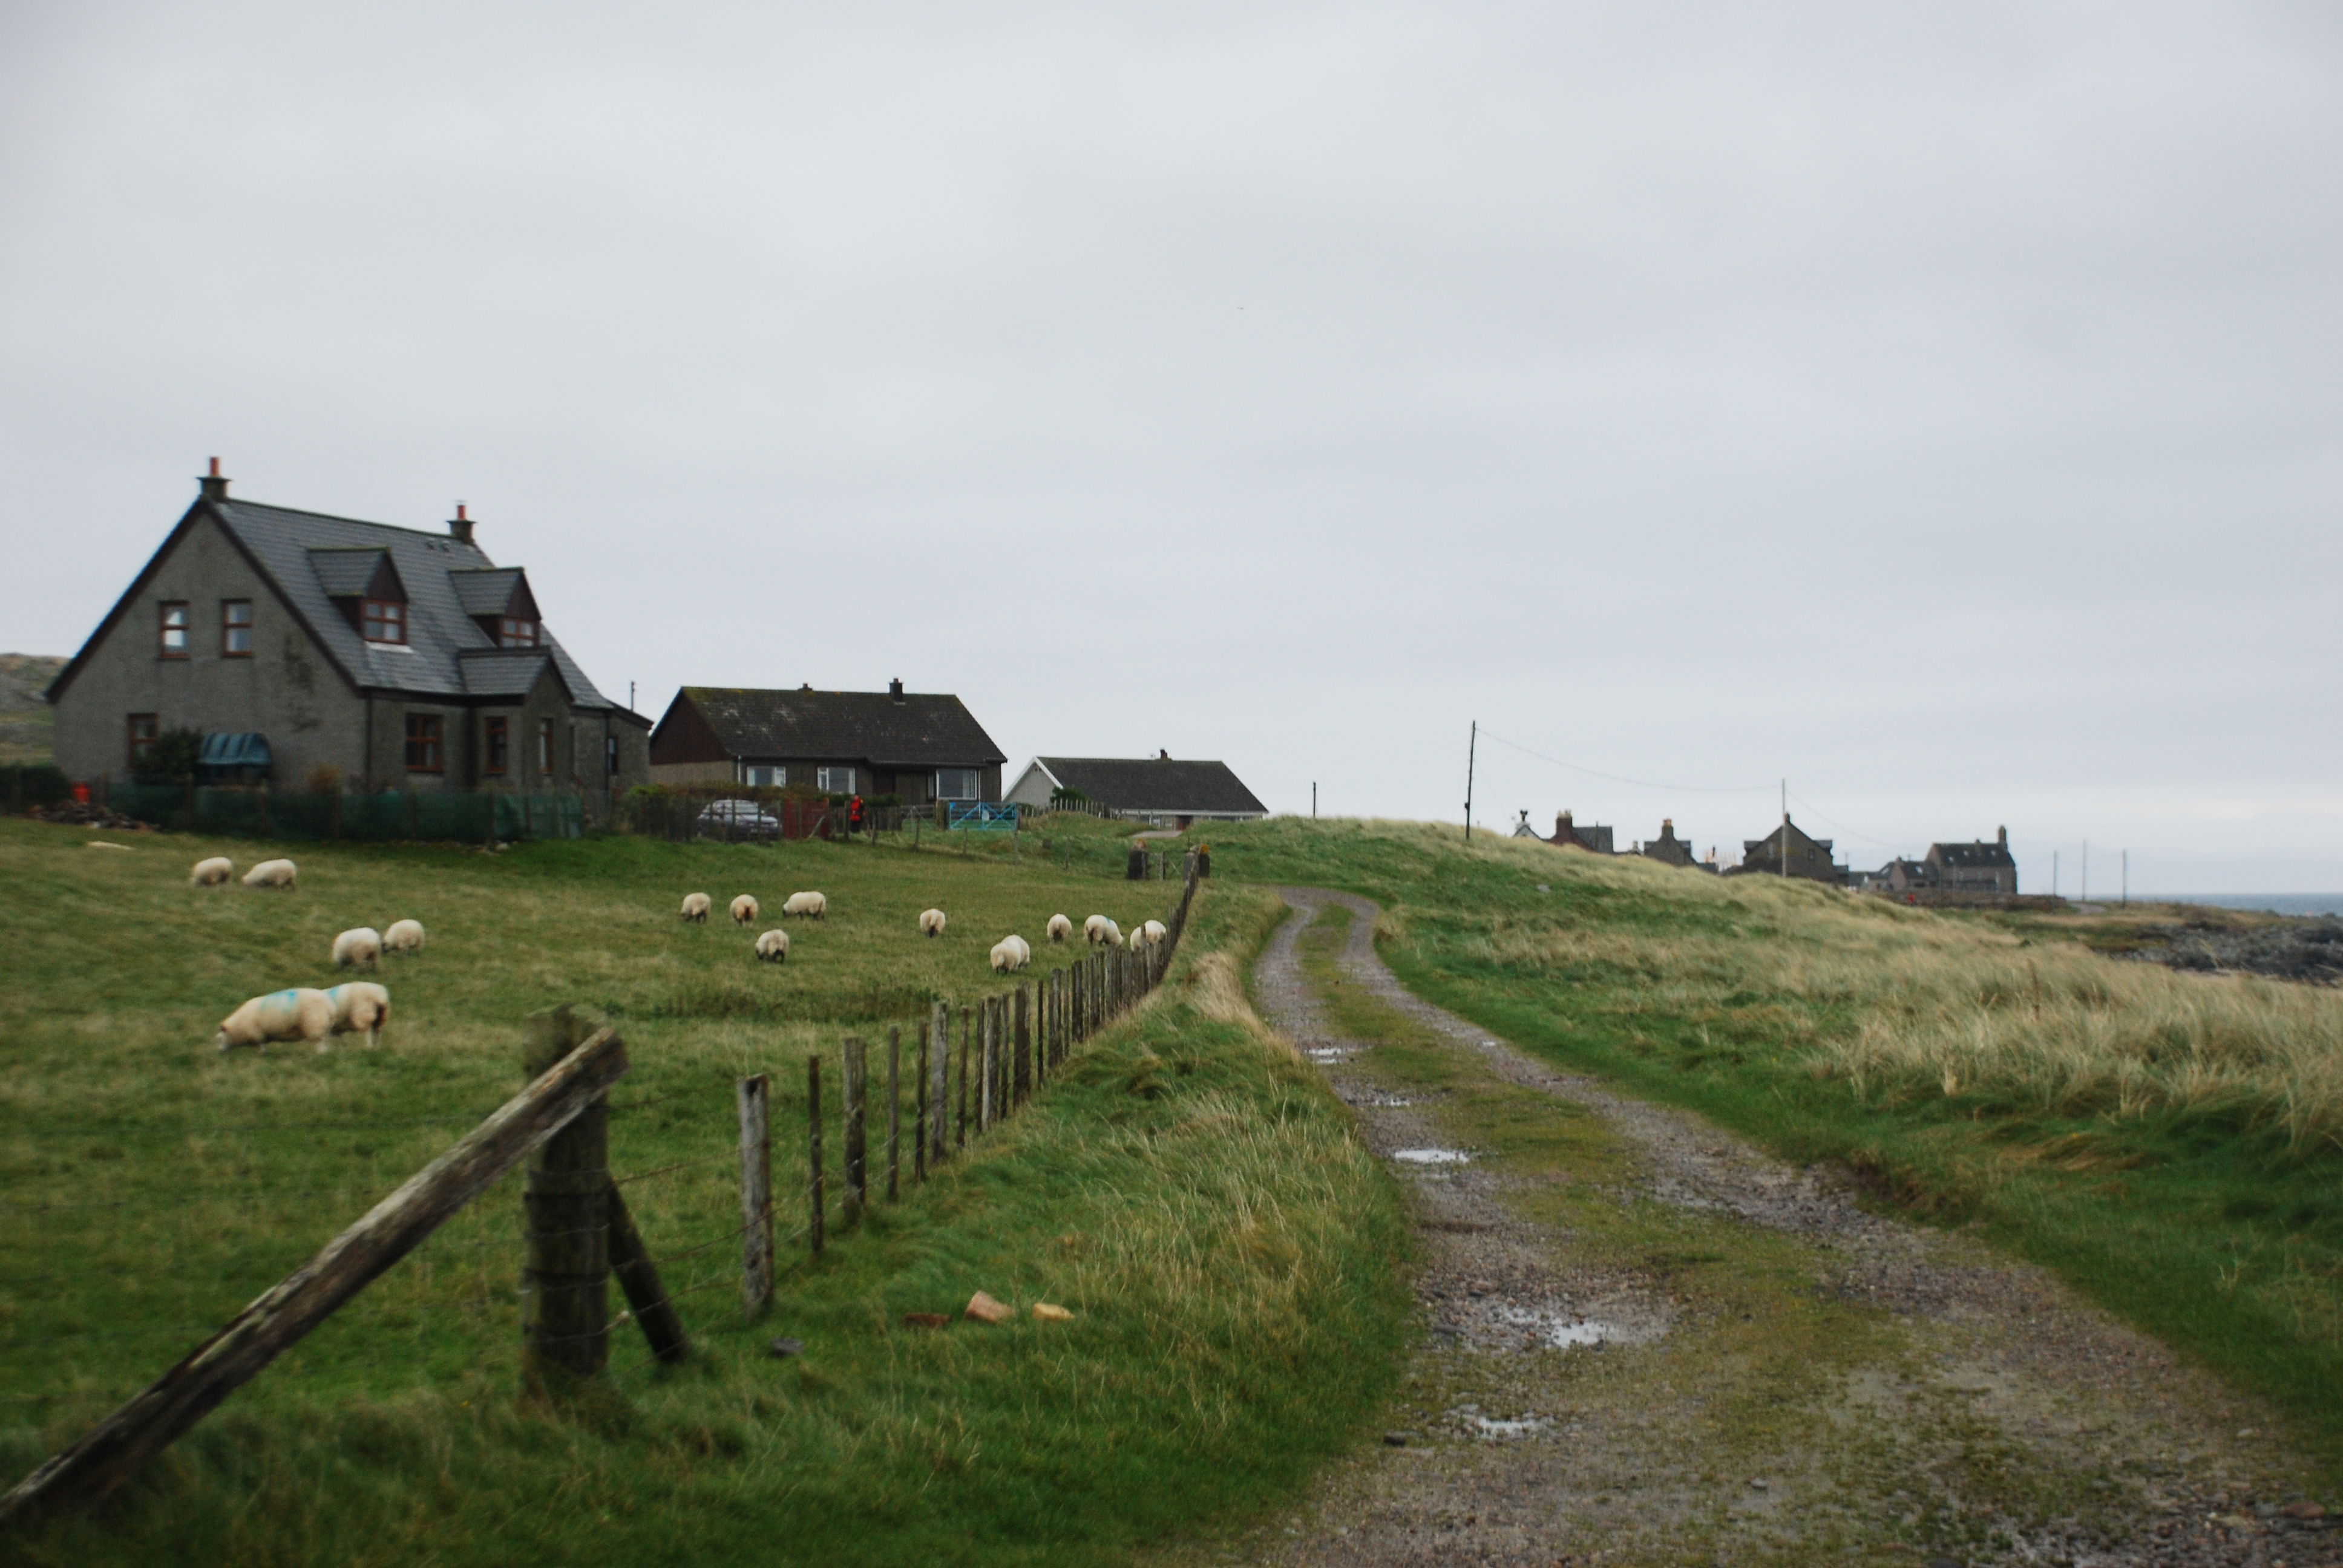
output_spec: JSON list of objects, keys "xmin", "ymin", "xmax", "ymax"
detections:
[{"xmin": 695, "ymin": 799, "xmax": 781, "ymax": 841}]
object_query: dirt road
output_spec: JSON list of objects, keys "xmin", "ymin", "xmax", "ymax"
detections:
[{"xmin": 1227, "ymin": 889, "xmax": 2336, "ymax": 1567}]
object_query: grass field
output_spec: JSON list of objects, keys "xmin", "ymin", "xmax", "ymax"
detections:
[
  {"xmin": 0, "ymin": 817, "xmax": 1409, "ymax": 1566},
  {"xmin": 1198, "ymin": 817, "xmax": 2343, "ymax": 1482}
]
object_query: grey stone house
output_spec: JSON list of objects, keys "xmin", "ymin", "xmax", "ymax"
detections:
[
  {"xmin": 1737, "ymin": 817, "xmax": 1847, "ymax": 884},
  {"xmin": 1545, "ymin": 811, "xmax": 1616, "ymax": 854},
  {"xmin": 1867, "ymin": 830, "xmax": 2018, "ymax": 897},
  {"xmin": 45, "ymin": 465, "xmax": 649, "ymax": 808},
  {"xmin": 1634, "ymin": 818, "xmax": 1697, "ymax": 867},
  {"xmin": 647, "ymin": 683, "xmax": 1005, "ymax": 803}
]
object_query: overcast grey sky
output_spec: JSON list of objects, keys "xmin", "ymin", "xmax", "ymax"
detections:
[{"xmin": 3, "ymin": 3, "xmax": 2338, "ymax": 890}]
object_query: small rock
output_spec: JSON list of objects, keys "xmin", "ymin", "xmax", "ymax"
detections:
[
  {"xmin": 1383, "ymin": 1432, "xmax": 1409, "ymax": 1447},
  {"xmin": 1748, "ymin": 1477, "xmax": 1768, "ymax": 1490},
  {"xmin": 964, "ymin": 1290, "xmax": 1015, "ymax": 1325},
  {"xmin": 765, "ymin": 1336, "xmax": 804, "ymax": 1357},
  {"xmin": 1031, "ymin": 1302, "xmax": 1075, "ymax": 1323},
  {"xmin": 2282, "ymin": 1501, "xmax": 2327, "ymax": 1520},
  {"xmin": 900, "ymin": 1312, "xmax": 951, "ymax": 1330}
]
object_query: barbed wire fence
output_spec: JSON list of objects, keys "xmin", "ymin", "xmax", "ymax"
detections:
[{"xmin": 1, "ymin": 861, "xmax": 1203, "ymax": 1523}]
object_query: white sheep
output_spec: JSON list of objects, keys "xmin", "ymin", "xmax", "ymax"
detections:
[
  {"xmin": 242, "ymin": 858, "xmax": 297, "ymax": 890},
  {"xmin": 323, "ymin": 982, "xmax": 391, "ymax": 1050},
  {"xmin": 383, "ymin": 919, "xmax": 427, "ymax": 955},
  {"xmin": 1084, "ymin": 915, "xmax": 1121, "ymax": 948},
  {"xmin": 731, "ymin": 893, "xmax": 760, "ymax": 926},
  {"xmin": 190, "ymin": 856, "xmax": 234, "ymax": 887},
  {"xmin": 989, "ymin": 934, "xmax": 1032, "ymax": 973},
  {"xmin": 332, "ymin": 927, "xmax": 382, "ymax": 970},
  {"xmin": 1046, "ymin": 913, "xmax": 1072, "ymax": 944},
  {"xmin": 783, "ymin": 891, "xmax": 827, "ymax": 919},
  {"xmin": 214, "ymin": 988, "xmax": 333, "ymax": 1052},
  {"xmin": 680, "ymin": 892, "xmax": 712, "ymax": 923},
  {"xmin": 919, "ymin": 908, "xmax": 947, "ymax": 938},
  {"xmin": 755, "ymin": 929, "xmax": 791, "ymax": 963},
  {"xmin": 1138, "ymin": 919, "xmax": 1168, "ymax": 948}
]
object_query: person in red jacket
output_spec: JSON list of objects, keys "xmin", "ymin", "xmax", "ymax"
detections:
[{"xmin": 848, "ymin": 794, "xmax": 866, "ymax": 837}]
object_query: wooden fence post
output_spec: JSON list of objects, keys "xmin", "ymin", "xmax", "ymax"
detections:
[
  {"xmin": 930, "ymin": 1001, "xmax": 949, "ymax": 1165},
  {"xmin": 738, "ymin": 1074, "xmax": 773, "ymax": 1316},
  {"xmin": 522, "ymin": 1005, "xmax": 611, "ymax": 1394},
  {"xmin": 957, "ymin": 1007, "xmax": 970, "ymax": 1149},
  {"xmin": 807, "ymin": 1055, "xmax": 825, "ymax": 1258},
  {"xmin": 914, "ymin": 1027, "xmax": 928, "ymax": 1184},
  {"xmin": 842, "ymin": 1037, "xmax": 867, "ymax": 1226},
  {"xmin": 1014, "ymin": 985, "xmax": 1031, "ymax": 1106},
  {"xmin": 886, "ymin": 1026, "xmax": 902, "ymax": 1202},
  {"xmin": 606, "ymin": 1184, "xmax": 688, "ymax": 1363},
  {"xmin": 978, "ymin": 1006, "xmax": 995, "ymax": 1131}
]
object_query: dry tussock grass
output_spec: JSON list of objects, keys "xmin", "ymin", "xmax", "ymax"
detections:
[{"xmin": 1379, "ymin": 822, "xmax": 2343, "ymax": 1151}]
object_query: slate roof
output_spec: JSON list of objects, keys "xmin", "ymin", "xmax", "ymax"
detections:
[
  {"xmin": 1034, "ymin": 757, "xmax": 1267, "ymax": 815},
  {"xmin": 1930, "ymin": 840, "xmax": 2017, "ymax": 869},
  {"xmin": 449, "ymin": 567, "xmax": 526, "ymax": 617},
  {"xmin": 208, "ymin": 501, "xmax": 623, "ymax": 710},
  {"xmin": 675, "ymin": 688, "xmax": 1004, "ymax": 766},
  {"xmin": 457, "ymin": 648, "xmax": 565, "ymax": 699}
]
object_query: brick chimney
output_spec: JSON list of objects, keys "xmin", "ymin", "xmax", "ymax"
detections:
[
  {"xmin": 198, "ymin": 457, "xmax": 229, "ymax": 502},
  {"xmin": 888, "ymin": 677, "xmax": 905, "ymax": 702},
  {"xmin": 448, "ymin": 503, "xmax": 474, "ymax": 545},
  {"xmin": 1997, "ymin": 825, "xmax": 2007, "ymax": 847}
]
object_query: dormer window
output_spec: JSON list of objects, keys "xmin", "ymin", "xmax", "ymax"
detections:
[
  {"xmin": 362, "ymin": 599, "xmax": 406, "ymax": 644},
  {"xmin": 499, "ymin": 617, "xmax": 539, "ymax": 647}
]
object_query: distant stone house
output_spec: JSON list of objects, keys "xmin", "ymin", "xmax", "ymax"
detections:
[
  {"xmin": 1634, "ymin": 818, "xmax": 1697, "ymax": 867},
  {"xmin": 1004, "ymin": 754, "xmax": 1267, "ymax": 828},
  {"xmin": 647, "ymin": 682, "xmax": 1004, "ymax": 803},
  {"xmin": 1867, "ymin": 830, "xmax": 2017, "ymax": 898},
  {"xmin": 1738, "ymin": 817, "xmax": 1846, "ymax": 883},
  {"xmin": 1545, "ymin": 811, "xmax": 1615, "ymax": 854},
  {"xmin": 44, "ymin": 464, "xmax": 649, "ymax": 807}
]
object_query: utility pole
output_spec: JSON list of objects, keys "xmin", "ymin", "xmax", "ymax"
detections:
[
  {"xmin": 2122, "ymin": 849, "xmax": 2128, "ymax": 907},
  {"xmin": 1312, "ymin": 782, "xmax": 1317, "ymax": 820},
  {"xmin": 1779, "ymin": 779, "xmax": 1789, "ymax": 877},
  {"xmin": 1463, "ymin": 722, "xmax": 1477, "ymax": 843},
  {"xmin": 2053, "ymin": 849, "xmax": 2059, "ymax": 899},
  {"xmin": 2082, "ymin": 840, "xmax": 2089, "ymax": 903}
]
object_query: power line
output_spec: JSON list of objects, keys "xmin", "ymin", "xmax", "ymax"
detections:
[{"xmin": 1478, "ymin": 730, "xmax": 1774, "ymax": 795}]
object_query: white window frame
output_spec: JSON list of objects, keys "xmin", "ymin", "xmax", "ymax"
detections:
[
  {"xmin": 816, "ymin": 766, "xmax": 854, "ymax": 793},
  {"xmin": 935, "ymin": 767, "xmax": 979, "ymax": 802},
  {"xmin": 745, "ymin": 765, "xmax": 786, "ymax": 788}
]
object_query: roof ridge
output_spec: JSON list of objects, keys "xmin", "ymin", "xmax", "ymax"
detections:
[{"xmin": 224, "ymin": 499, "xmax": 478, "ymax": 543}]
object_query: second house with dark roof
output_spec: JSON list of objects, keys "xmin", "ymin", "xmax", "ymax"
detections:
[
  {"xmin": 647, "ymin": 682, "xmax": 1006, "ymax": 803},
  {"xmin": 45, "ymin": 463, "xmax": 649, "ymax": 806},
  {"xmin": 1004, "ymin": 753, "xmax": 1267, "ymax": 828}
]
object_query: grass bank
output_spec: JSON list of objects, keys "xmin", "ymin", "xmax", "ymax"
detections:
[
  {"xmin": 1201, "ymin": 817, "xmax": 2343, "ymax": 1478},
  {"xmin": 0, "ymin": 819, "xmax": 1409, "ymax": 1565}
]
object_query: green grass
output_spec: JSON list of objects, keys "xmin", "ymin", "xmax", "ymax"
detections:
[
  {"xmin": 0, "ymin": 818, "xmax": 1409, "ymax": 1565},
  {"xmin": 1199, "ymin": 816, "xmax": 2343, "ymax": 1485}
]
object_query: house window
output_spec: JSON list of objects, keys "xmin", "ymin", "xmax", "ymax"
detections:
[
  {"xmin": 159, "ymin": 603, "xmax": 188, "ymax": 658},
  {"xmin": 817, "ymin": 766, "xmax": 854, "ymax": 793},
  {"xmin": 128, "ymin": 714, "xmax": 158, "ymax": 766},
  {"xmin": 483, "ymin": 716, "xmax": 510, "ymax": 774},
  {"xmin": 936, "ymin": 768, "xmax": 978, "ymax": 801},
  {"xmin": 746, "ymin": 765, "xmax": 785, "ymax": 788},
  {"xmin": 606, "ymin": 736, "xmax": 619, "ymax": 777},
  {"xmin": 362, "ymin": 599, "xmax": 406, "ymax": 644},
  {"xmin": 404, "ymin": 713, "xmax": 444, "ymax": 773},
  {"xmin": 536, "ymin": 718, "xmax": 554, "ymax": 774},
  {"xmin": 221, "ymin": 600, "xmax": 254, "ymax": 656},
  {"xmin": 498, "ymin": 617, "xmax": 539, "ymax": 647}
]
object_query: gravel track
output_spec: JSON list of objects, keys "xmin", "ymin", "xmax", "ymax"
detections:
[{"xmin": 1225, "ymin": 888, "xmax": 2337, "ymax": 1568}]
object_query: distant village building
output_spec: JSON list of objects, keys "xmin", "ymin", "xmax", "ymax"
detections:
[
  {"xmin": 1738, "ymin": 817, "xmax": 1846, "ymax": 884},
  {"xmin": 1861, "ymin": 829, "xmax": 2019, "ymax": 898},
  {"xmin": 1545, "ymin": 811, "xmax": 1614, "ymax": 854},
  {"xmin": 44, "ymin": 464, "xmax": 649, "ymax": 807},
  {"xmin": 1004, "ymin": 754, "xmax": 1267, "ymax": 829},
  {"xmin": 1634, "ymin": 818, "xmax": 1697, "ymax": 867},
  {"xmin": 648, "ymin": 682, "xmax": 1004, "ymax": 802}
]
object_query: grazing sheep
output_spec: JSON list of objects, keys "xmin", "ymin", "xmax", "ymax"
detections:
[
  {"xmin": 1046, "ymin": 913, "xmax": 1072, "ymax": 944},
  {"xmin": 989, "ymin": 935, "xmax": 1032, "ymax": 973},
  {"xmin": 1084, "ymin": 915, "xmax": 1121, "ymax": 948},
  {"xmin": 1136, "ymin": 919, "xmax": 1168, "ymax": 949},
  {"xmin": 242, "ymin": 858, "xmax": 297, "ymax": 890},
  {"xmin": 783, "ymin": 891, "xmax": 827, "ymax": 919},
  {"xmin": 214, "ymin": 988, "xmax": 333, "ymax": 1052},
  {"xmin": 919, "ymin": 908, "xmax": 947, "ymax": 938},
  {"xmin": 680, "ymin": 892, "xmax": 712, "ymax": 923},
  {"xmin": 755, "ymin": 929, "xmax": 790, "ymax": 963},
  {"xmin": 383, "ymin": 919, "xmax": 427, "ymax": 955},
  {"xmin": 323, "ymin": 982, "xmax": 392, "ymax": 1050},
  {"xmin": 190, "ymin": 857, "xmax": 234, "ymax": 887},
  {"xmin": 730, "ymin": 893, "xmax": 760, "ymax": 926},
  {"xmin": 332, "ymin": 927, "xmax": 383, "ymax": 970}
]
